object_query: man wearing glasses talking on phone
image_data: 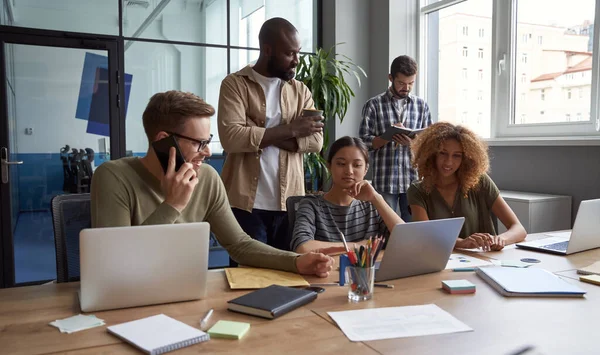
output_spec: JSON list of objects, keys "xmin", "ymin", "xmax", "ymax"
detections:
[
  {"xmin": 91, "ymin": 91, "xmax": 334, "ymax": 278},
  {"xmin": 218, "ymin": 18, "xmax": 323, "ymax": 258}
]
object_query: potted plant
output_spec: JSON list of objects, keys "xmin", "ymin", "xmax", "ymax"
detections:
[{"xmin": 295, "ymin": 43, "xmax": 367, "ymax": 193}]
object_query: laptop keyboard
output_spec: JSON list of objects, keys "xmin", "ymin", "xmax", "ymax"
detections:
[{"xmin": 542, "ymin": 241, "xmax": 569, "ymax": 252}]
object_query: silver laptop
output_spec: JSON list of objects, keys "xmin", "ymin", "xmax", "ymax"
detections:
[
  {"xmin": 516, "ymin": 198, "xmax": 600, "ymax": 255},
  {"xmin": 80, "ymin": 222, "xmax": 210, "ymax": 312},
  {"xmin": 375, "ymin": 217, "xmax": 465, "ymax": 282}
]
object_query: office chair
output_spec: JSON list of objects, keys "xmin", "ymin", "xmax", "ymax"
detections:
[
  {"xmin": 51, "ymin": 193, "xmax": 91, "ymax": 283},
  {"xmin": 286, "ymin": 195, "xmax": 308, "ymax": 251}
]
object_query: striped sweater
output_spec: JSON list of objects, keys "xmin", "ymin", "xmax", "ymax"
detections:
[{"xmin": 291, "ymin": 195, "xmax": 390, "ymax": 251}]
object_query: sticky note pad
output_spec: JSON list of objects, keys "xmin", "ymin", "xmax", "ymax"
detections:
[
  {"xmin": 442, "ymin": 280, "xmax": 476, "ymax": 294},
  {"xmin": 580, "ymin": 274, "xmax": 600, "ymax": 286},
  {"xmin": 208, "ymin": 320, "xmax": 250, "ymax": 340}
]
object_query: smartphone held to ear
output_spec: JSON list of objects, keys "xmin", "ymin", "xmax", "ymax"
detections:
[{"xmin": 152, "ymin": 135, "xmax": 186, "ymax": 173}]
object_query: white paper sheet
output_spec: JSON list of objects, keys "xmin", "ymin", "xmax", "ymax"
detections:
[
  {"xmin": 445, "ymin": 253, "xmax": 492, "ymax": 269},
  {"xmin": 327, "ymin": 304, "xmax": 472, "ymax": 342}
]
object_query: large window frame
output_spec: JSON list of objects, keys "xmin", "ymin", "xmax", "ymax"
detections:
[{"xmin": 419, "ymin": 0, "xmax": 600, "ymax": 140}]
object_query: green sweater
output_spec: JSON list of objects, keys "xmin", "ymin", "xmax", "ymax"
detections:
[
  {"xmin": 91, "ymin": 157, "xmax": 299, "ymax": 272},
  {"xmin": 407, "ymin": 174, "xmax": 500, "ymax": 239}
]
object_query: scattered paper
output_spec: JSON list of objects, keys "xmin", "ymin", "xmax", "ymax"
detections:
[
  {"xmin": 49, "ymin": 314, "xmax": 105, "ymax": 334},
  {"xmin": 445, "ymin": 253, "xmax": 492, "ymax": 269},
  {"xmin": 225, "ymin": 267, "xmax": 309, "ymax": 289},
  {"xmin": 328, "ymin": 304, "xmax": 472, "ymax": 342},
  {"xmin": 491, "ymin": 260, "xmax": 531, "ymax": 268}
]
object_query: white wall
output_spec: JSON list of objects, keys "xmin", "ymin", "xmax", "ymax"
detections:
[{"xmin": 330, "ymin": 0, "xmax": 370, "ymax": 139}]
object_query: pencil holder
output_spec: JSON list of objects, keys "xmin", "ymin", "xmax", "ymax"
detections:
[{"xmin": 346, "ymin": 266, "xmax": 375, "ymax": 302}]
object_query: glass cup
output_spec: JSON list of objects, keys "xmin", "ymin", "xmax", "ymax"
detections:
[{"xmin": 346, "ymin": 266, "xmax": 375, "ymax": 302}]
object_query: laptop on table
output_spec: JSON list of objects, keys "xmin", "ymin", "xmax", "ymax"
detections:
[
  {"xmin": 375, "ymin": 217, "xmax": 465, "ymax": 282},
  {"xmin": 516, "ymin": 198, "xmax": 600, "ymax": 255},
  {"xmin": 79, "ymin": 222, "xmax": 210, "ymax": 312}
]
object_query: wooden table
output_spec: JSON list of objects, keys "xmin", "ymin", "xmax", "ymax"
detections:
[{"xmin": 1, "ymin": 232, "xmax": 598, "ymax": 355}]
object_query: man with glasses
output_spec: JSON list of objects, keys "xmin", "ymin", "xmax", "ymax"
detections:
[
  {"xmin": 218, "ymin": 18, "xmax": 323, "ymax": 255},
  {"xmin": 91, "ymin": 91, "xmax": 334, "ymax": 277},
  {"xmin": 359, "ymin": 55, "xmax": 432, "ymax": 222}
]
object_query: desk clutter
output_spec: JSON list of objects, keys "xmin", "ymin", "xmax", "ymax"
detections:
[{"xmin": 49, "ymin": 314, "xmax": 105, "ymax": 334}]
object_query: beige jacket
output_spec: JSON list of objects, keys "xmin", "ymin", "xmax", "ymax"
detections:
[{"xmin": 218, "ymin": 65, "xmax": 323, "ymax": 212}]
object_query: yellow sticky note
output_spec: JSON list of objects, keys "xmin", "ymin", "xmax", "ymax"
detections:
[
  {"xmin": 225, "ymin": 267, "xmax": 309, "ymax": 289},
  {"xmin": 580, "ymin": 274, "xmax": 600, "ymax": 286}
]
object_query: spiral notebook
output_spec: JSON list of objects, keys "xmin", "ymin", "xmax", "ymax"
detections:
[{"xmin": 107, "ymin": 314, "xmax": 210, "ymax": 355}]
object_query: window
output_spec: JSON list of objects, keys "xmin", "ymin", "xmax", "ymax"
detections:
[
  {"xmin": 477, "ymin": 112, "xmax": 482, "ymax": 123},
  {"xmin": 423, "ymin": 0, "xmax": 493, "ymax": 138},
  {"xmin": 566, "ymin": 114, "xmax": 571, "ymax": 121},
  {"xmin": 462, "ymin": 46, "xmax": 468, "ymax": 57},
  {"xmin": 577, "ymin": 113, "xmax": 583, "ymax": 120},
  {"xmin": 462, "ymin": 89, "xmax": 469, "ymax": 101},
  {"xmin": 521, "ymin": 93, "xmax": 526, "ymax": 102},
  {"xmin": 477, "ymin": 90, "xmax": 483, "ymax": 100},
  {"xmin": 422, "ymin": 0, "xmax": 600, "ymax": 138}
]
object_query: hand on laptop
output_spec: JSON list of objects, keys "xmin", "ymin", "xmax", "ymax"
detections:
[
  {"xmin": 162, "ymin": 147, "xmax": 199, "ymax": 212},
  {"xmin": 457, "ymin": 233, "xmax": 495, "ymax": 251},
  {"xmin": 296, "ymin": 252, "xmax": 335, "ymax": 278}
]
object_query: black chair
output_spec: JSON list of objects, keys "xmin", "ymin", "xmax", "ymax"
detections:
[
  {"xmin": 51, "ymin": 193, "xmax": 91, "ymax": 283},
  {"xmin": 286, "ymin": 195, "xmax": 307, "ymax": 251}
]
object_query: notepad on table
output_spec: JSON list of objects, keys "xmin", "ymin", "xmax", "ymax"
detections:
[
  {"xmin": 107, "ymin": 314, "xmax": 209, "ymax": 355},
  {"xmin": 208, "ymin": 320, "xmax": 250, "ymax": 339},
  {"xmin": 442, "ymin": 280, "xmax": 476, "ymax": 294},
  {"xmin": 225, "ymin": 267, "xmax": 309, "ymax": 289},
  {"xmin": 577, "ymin": 261, "xmax": 600, "ymax": 276},
  {"xmin": 227, "ymin": 284, "xmax": 317, "ymax": 319},
  {"xmin": 476, "ymin": 267, "xmax": 586, "ymax": 297}
]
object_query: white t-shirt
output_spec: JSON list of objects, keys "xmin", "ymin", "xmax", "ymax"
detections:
[{"xmin": 252, "ymin": 69, "xmax": 283, "ymax": 211}]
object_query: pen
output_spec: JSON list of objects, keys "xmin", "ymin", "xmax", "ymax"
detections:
[
  {"xmin": 200, "ymin": 308, "xmax": 213, "ymax": 329},
  {"xmin": 340, "ymin": 232, "xmax": 350, "ymax": 252},
  {"xmin": 374, "ymin": 283, "xmax": 394, "ymax": 289},
  {"xmin": 310, "ymin": 282, "xmax": 341, "ymax": 286}
]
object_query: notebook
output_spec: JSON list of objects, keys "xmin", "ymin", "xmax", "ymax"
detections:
[
  {"xmin": 476, "ymin": 267, "xmax": 586, "ymax": 297},
  {"xmin": 107, "ymin": 314, "xmax": 209, "ymax": 355},
  {"xmin": 577, "ymin": 261, "xmax": 600, "ymax": 276},
  {"xmin": 227, "ymin": 284, "xmax": 318, "ymax": 319},
  {"xmin": 207, "ymin": 320, "xmax": 250, "ymax": 339},
  {"xmin": 224, "ymin": 267, "xmax": 309, "ymax": 289}
]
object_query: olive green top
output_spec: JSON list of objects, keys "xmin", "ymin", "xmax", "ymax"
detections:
[
  {"xmin": 407, "ymin": 174, "xmax": 500, "ymax": 239},
  {"xmin": 91, "ymin": 157, "xmax": 299, "ymax": 272}
]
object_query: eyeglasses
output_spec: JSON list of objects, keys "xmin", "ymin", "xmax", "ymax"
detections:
[{"xmin": 166, "ymin": 131, "xmax": 213, "ymax": 152}]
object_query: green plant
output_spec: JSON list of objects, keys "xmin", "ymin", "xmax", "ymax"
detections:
[{"xmin": 295, "ymin": 43, "xmax": 367, "ymax": 192}]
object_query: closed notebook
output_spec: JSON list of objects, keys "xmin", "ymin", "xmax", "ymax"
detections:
[
  {"xmin": 227, "ymin": 284, "xmax": 317, "ymax": 319},
  {"xmin": 208, "ymin": 320, "xmax": 250, "ymax": 339},
  {"xmin": 107, "ymin": 314, "xmax": 209, "ymax": 355},
  {"xmin": 579, "ymin": 274, "xmax": 600, "ymax": 286},
  {"xmin": 476, "ymin": 267, "xmax": 586, "ymax": 297},
  {"xmin": 577, "ymin": 261, "xmax": 600, "ymax": 276}
]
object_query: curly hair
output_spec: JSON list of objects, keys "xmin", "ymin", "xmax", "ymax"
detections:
[{"xmin": 411, "ymin": 122, "xmax": 489, "ymax": 195}]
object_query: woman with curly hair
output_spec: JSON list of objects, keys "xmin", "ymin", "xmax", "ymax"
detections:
[{"xmin": 407, "ymin": 122, "xmax": 526, "ymax": 251}]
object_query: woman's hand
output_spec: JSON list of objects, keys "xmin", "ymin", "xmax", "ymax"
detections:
[
  {"xmin": 455, "ymin": 233, "xmax": 495, "ymax": 251},
  {"xmin": 343, "ymin": 180, "xmax": 379, "ymax": 203}
]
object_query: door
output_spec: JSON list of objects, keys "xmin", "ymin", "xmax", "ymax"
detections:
[{"xmin": 0, "ymin": 32, "xmax": 120, "ymax": 287}]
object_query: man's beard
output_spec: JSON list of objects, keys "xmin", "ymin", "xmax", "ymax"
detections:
[
  {"xmin": 267, "ymin": 55, "xmax": 295, "ymax": 81},
  {"xmin": 392, "ymin": 86, "xmax": 409, "ymax": 98}
]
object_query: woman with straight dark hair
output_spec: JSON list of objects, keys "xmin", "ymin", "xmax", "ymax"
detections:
[{"xmin": 291, "ymin": 136, "xmax": 404, "ymax": 254}]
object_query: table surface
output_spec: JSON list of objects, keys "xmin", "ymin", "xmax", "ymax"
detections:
[{"xmin": 0, "ymin": 231, "xmax": 598, "ymax": 355}]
